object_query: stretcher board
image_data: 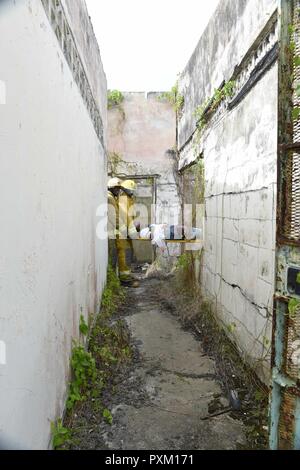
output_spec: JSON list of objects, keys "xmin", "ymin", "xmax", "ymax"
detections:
[{"xmin": 137, "ymin": 238, "xmax": 203, "ymax": 244}]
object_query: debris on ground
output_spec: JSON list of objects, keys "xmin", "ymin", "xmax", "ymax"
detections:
[
  {"xmin": 156, "ymin": 268, "xmax": 270, "ymax": 450},
  {"xmin": 57, "ymin": 264, "xmax": 269, "ymax": 450}
]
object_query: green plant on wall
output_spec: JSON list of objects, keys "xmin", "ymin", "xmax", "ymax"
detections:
[
  {"xmin": 159, "ymin": 82, "xmax": 184, "ymax": 114},
  {"xmin": 227, "ymin": 322, "xmax": 237, "ymax": 334},
  {"xmin": 194, "ymin": 80, "xmax": 236, "ymax": 132},
  {"xmin": 194, "ymin": 99, "xmax": 210, "ymax": 131},
  {"xmin": 108, "ymin": 89, "xmax": 124, "ymax": 109},
  {"xmin": 79, "ymin": 314, "xmax": 89, "ymax": 336}
]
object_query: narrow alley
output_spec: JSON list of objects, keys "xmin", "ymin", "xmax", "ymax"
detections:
[
  {"xmin": 100, "ymin": 279, "xmax": 244, "ymax": 450},
  {"xmin": 62, "ymin": 269, "xmax": 267, "ymax": 451},
  {"xmin": 1, "ymin": 0, "xmax": 300, "ymax": 455}
]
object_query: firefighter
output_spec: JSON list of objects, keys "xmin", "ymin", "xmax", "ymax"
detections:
[
  {"xmin": 107, "ymin": 177, "xmax": 122, "ymax": 269},
  {"xmin": 117, "ymin": 180, "xmax": 140, "ymax": 286}
]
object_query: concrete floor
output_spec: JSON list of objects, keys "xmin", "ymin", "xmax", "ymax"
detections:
[{"xmin": 102, "ymin": 278, "xmax": 245, "ymax": 450}]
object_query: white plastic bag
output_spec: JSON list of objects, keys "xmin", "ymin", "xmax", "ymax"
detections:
[
  {"xmin": 140, "ymin": 227, "xmax": 151, "ymax": 239},
  {"xmin": 151, "ymin": 224, "xmax": 167, "ymax": 250}
]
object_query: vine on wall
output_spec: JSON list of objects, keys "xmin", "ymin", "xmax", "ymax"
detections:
[
  {"xmin": 193, "ymin": 80, "xmax": 236, "ymax": 131},
  {"xmin": 159, "ymin": 82, "xmax": 185, "ymax": 116}
]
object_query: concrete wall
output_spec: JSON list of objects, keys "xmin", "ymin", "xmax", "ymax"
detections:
[
  {"xmin": 108, "ymin": 92, "xmax": 181, "ymax": 261},
  {"xmin": 178, "ymin": 0, "xmax": 278, "ymax": 382},
  {"xmin": 0, "ymin": 0, "xmax": 107, "ymax": 449}
]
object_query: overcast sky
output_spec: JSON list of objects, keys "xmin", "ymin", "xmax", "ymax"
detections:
[{"xmin": 85, "ymin": 0, "xmax": 220, "ymax": 92}]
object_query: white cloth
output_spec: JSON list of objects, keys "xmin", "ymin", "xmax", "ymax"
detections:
[
  {"xmin": 140, "ymin": 225, "xmax": 167, "ymax": 250},
  {"xmin": 140, "ymin": 227, "xmax": 151, "ymax": 239},
  {"xmin": 151, "ymin": 224, "xmax": 167, "ymax": 250},
  {"xmin": 141, "ymin": 224, "xmax": 202, "ymax": 251}
]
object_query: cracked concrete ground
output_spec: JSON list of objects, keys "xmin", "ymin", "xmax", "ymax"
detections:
[{"xmin": 100, "ymin": 278, "xmax": 245, "ymax": 450}]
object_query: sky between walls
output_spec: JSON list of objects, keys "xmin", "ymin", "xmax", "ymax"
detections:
[{"xmin": 86, "ymin": 0, "xmax": 220, "ymax": 92}]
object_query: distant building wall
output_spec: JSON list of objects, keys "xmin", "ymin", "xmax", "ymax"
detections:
[
  {"xmin": 178, "ymin": 0, "xmax": 278, "ymax": 382},
  {"xmin": 108, "ymin": 92, "xmax": 181, "ymax": 262},
  {"xmin": 0, "ymin": 0, "xmax": 107, "ymax": 449}
]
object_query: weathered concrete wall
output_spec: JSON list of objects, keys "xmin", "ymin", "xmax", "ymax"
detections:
[
  {"xmin": 0, "ymin": 0, "xmax": 107, "ymax": 449},
  {"xmin": 178, "ymin": 0, "xmax": 278, "ymax": 382},
  {"xmin": 178, "ymin": 0, "xmax": 278, "ymax": 148},
  {"xmin": 108, "ymin": 92, "xmax": 181, "ymax": 261},
  {"xmin": 62, "ymin": 0, "xmax": 107, "ymax": 131}
]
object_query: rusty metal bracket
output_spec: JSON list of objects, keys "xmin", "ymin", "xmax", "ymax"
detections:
[{"xmin": 279, "ymin": 142, "xmax": 300, "ymax": 151}]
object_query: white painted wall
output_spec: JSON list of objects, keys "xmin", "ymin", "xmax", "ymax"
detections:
[{"xmin": 0, "ymin": 0, "xmax": 107, "ymax": 449}]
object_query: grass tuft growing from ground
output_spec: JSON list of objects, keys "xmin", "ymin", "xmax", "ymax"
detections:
[{"xmin": 51, "ymin": 265, "xmax": 130, "ymax": 450}]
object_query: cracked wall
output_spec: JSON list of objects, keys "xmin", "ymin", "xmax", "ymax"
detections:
[
  {"xmin": 178, "ymin": 0, "xmax": 278, "ymax": 383},
  {"xmin": 0, "ymin": 0, "xmax": 107, "ymax": 449}
]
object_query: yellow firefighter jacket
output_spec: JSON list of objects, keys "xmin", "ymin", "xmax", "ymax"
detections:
[{"xmin": 118, "ymin": 190, "xmax": 139, "ymax": 241}]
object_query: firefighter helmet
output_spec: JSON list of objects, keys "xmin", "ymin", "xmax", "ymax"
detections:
[
  {"xmin": 120, "ymin": 180, "xmax": 137, "ymax": 192},
  {"xmin": 108, "ymin": 177, "xmax": 121, "ymax": 189}
]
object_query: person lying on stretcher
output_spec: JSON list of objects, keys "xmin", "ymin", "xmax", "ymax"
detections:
[{"xmin": 139, "ymin": 224, "xmax": 202, "ymax": 250}]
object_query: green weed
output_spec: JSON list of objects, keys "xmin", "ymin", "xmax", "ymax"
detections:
[
  {"xmin": 58, "ymin": 264, "xmax": 129, "ymax": 445},
  {"xmin": 51, "ymin": 420, "xmax": 72, "ymax": 450},
  {"xmin": 67, "ymin": 343, "xmax": 97, "ymax": 411},
  {"xmin": 79, "ymin": 314, "xmax": 89, "ymax": 336},
  {"xmin": 159, "ymin": 82, "xmax": 185, "ymax": 114},
  {"xmin": 288, "ymin": 298, "xmax": 300, "ymax": 320},
  {"xmin": 194, "ymin": 80, "xmax": 236, "ymax": 131},
  {"xmin": 108, "ymin": 90, "xmax": 124, "ymax": 109},
  {"xmin": 103, "ymin": 408, "xmax": 113, "ymax": 425}
]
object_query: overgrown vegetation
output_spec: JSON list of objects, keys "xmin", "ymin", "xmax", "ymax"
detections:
[
  {"xmin": 288, "ymin": 297, "xmax": 300, "ymax": 320},
  {"xmin": 159, "ymin": 82, "xmax": 185, "ymax": 114},
  {"xmin": 66, "ymin": 344, "xmax": 97, "ymax": 411},
  {"xmin": 194, "ymin": 80, "xmax": 236, "ymax": 131},
  {"xmin": 51, "ymin": 265, "xmax": 129, "ymax": 450},
  {"xmin": 108, "ymin": 89, "xmax": 124, "ymax": 109},
  {"xmin": 176, "ymin": 252, "xmax": 200, "ymax": 287},
  {"xmin": 51, "ymin": 420, "xmax": 72, "ymax": 450},
  {"xmin": 79, "ymin": 314, "xmax": 89, "ymax": 337},
  {"xmin": 159, "ymin": 258, "xmax": 269, "ymax": 450}
]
